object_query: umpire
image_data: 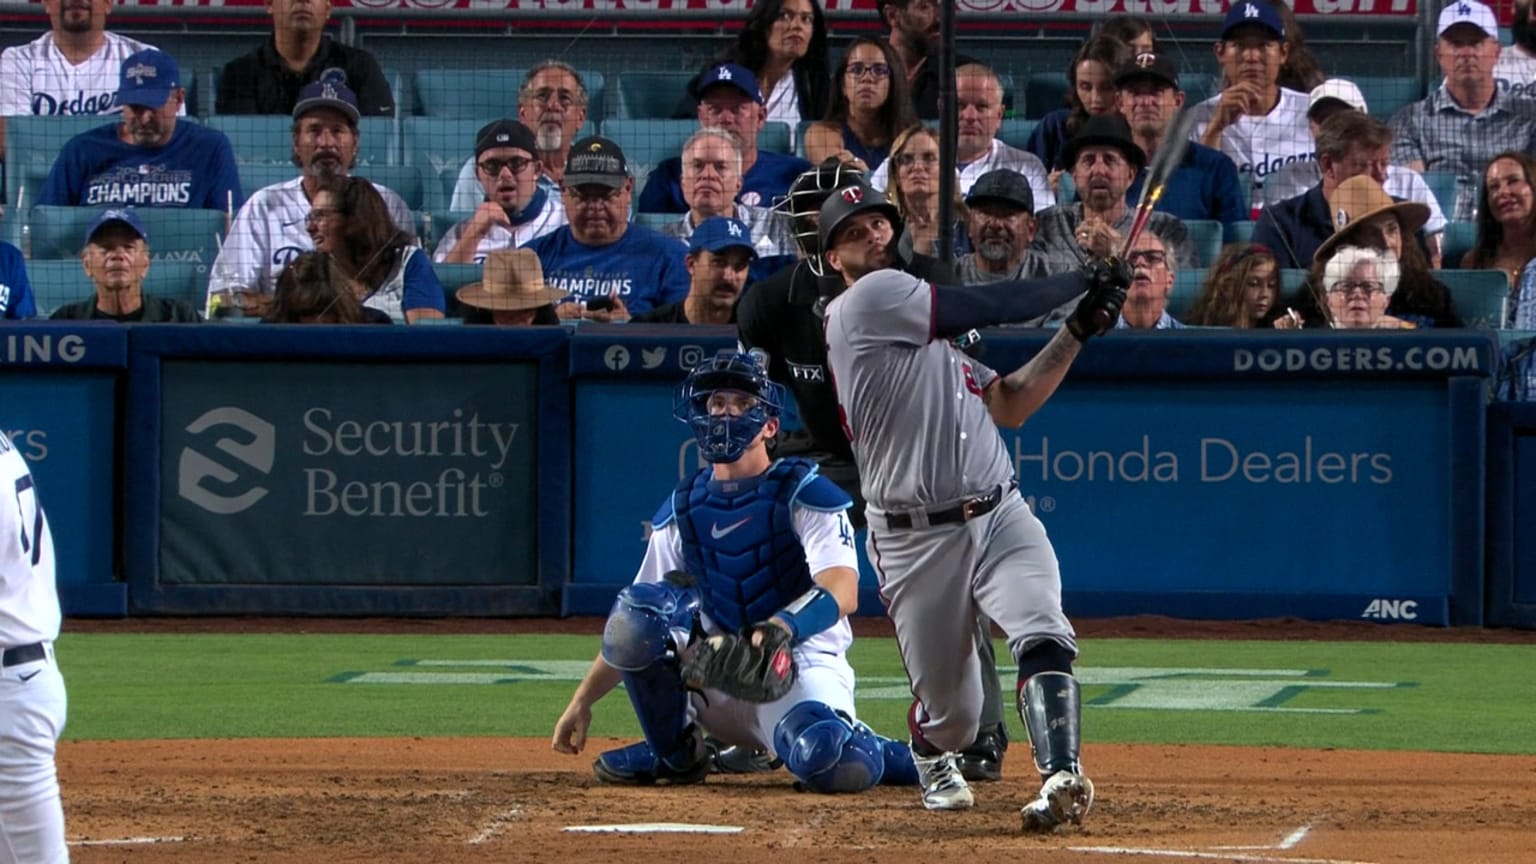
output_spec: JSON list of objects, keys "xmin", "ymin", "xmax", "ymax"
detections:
[{"xmin": 736, "ymin": 158, "xmax": 1009, "ymax": 782}]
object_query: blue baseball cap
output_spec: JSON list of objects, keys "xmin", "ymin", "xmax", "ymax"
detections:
[
  {"xmin": 293, "ymin": 77, "xmax": 361, "ymax": 126},
  {"xmin": 689, "ymin": 216, "xmax": 757, "ymax": 257},
  {"xmin": 694, "ymin": 63, "xmax": 763, "ymax": 104},
  {"xmin": 118, "ymin": 49, "xmax": 181, "ymax": 109},
  {"xmin": 1221, "ymin": 0, "xmax": 1285, "ymax": 40},
  {"xmin": 84, "ymin": 208, "xmax": 149, "ymax": 246}
]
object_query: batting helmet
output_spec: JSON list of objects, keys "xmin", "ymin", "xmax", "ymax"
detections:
[
  {"xmin": 673, "ymin": 350, "xmax": 785, "ymax": 464},
  {"xmin": 817, "ymin": 182, "xmax": 902, "ymax": 258},
  {"xmin": 777, "ymin": 158, "xmax": 866, "ymax": 275}
]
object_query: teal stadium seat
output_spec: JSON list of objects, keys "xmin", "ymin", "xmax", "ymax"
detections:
[
  {"xmin": 432, "ymin": 261, "xmax": 484, "ymax": 317},
  {"xmin": 1230, "ymin": 220, "xmax": 1256, "ymax": 243},
  {"xmin": 612, "ymin": 71, "xmax": 695, "ymax": 120},
  {"xmin": 1179, "ymin": 72, "xmax": 1216, "ymax": 106},
  {"xmin": 235, "ymin": 163, "xmax": 432, "ymax": 211},
  {"xmin": 635, "ymin": 211, "xmax": 677, "ymax": 232},
  {"xmin": 27, "ymin": 207, "xmax": 226, "ymax": 272},
  {"xmin": 1168, "ymin": 267, "xmax": 1208, "ymax": 319},
  {"xmin": 1422, "ymin": 171, "xmax": 1460, "ymax": 222},
  {"xmin": 1353, "ymin": 76, "xmax": 1424, "ymax": 122},
  {"xmin": 1440, "ymin": 220, "xmax": 1478, "ymax": 269},
  {"xmin": 204, "ymin": 115, "xmax": 399, "ymax": 166},
  {"xmin": 25, "ymin": 259, "xmax": 209, "ymax": 317},
  {"xmin": 1435, "ymin": 268, "xmax": 1509, "ymax": 328},
  {"xmin": 413, "ymin": 69, "xmax": 605, "ymax": 119},
  {"xmin": 1183, "ymin": 219, "xmax": 1223, "ymax": 268},
  {"xmin": 4, "ymin": 116, "xmax": 108, "ymax": 210},
  {"xmin": 997, "ymin": 118, "xmax": 1038, "ymax": 151},
  {"xmin": 1023, "ymin": 72, "xmax": 1068, "ymax": 121}
]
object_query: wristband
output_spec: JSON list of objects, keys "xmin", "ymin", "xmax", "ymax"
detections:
[{"xmin": 771, "ymin": 586, "xmax": 841, "ymax": 645}]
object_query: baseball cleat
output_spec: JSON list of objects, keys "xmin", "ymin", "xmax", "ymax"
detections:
[
  {"xmin": 593, "ymin": 741, "xmax": 708, "ymax": 786},
  {"xmin": 912, "ymin": 746, "xmax": 974, "ymax": 810},
  {"xmin": 957, "ymin": 723, "xmax": 1007, "ymax": 782},
  {"xmin": 1020, "ymin": 770, "xmax": 1094, "ymax": 832}
]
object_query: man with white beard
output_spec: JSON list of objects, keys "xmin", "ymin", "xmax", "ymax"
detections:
[
  {"xmin": 451, "ymin": 61, "xmax": 590, "ymax": 210},
  {"xmin": 956, "ymin": 169, "xmax": 1046, "ymax": 284}
]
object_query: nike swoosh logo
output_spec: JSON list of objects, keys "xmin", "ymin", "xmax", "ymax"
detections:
[
  {"xmin": 710, "ymin": 516, "xmax": 752, "ymax": 540},
  {"xmin": 282, "ymin": 218, "xmax": 304, "ymax": 228},
  {"xmin": 18, "ymin": 670, "xmax": 40, "ymax": 682}
]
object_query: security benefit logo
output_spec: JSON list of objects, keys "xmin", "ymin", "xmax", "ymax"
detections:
[{"xmin": 176, "ymin": 405, "xmax": 521, "ymax": 519}]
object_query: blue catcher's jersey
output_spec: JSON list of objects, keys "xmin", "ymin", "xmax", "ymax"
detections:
[{"xmin": 653, "ymin": 458, "xmax": 844, "ymax": 634}]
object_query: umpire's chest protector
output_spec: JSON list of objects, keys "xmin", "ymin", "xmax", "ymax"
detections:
[{"xmin": 672, "ymin": 458, "xmax": 817, "ymax": 633}]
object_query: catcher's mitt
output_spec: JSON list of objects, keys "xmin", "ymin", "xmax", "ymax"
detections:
[{"xmin": 680, "ymin": 624, "xmax": 796, "ymax": 703}]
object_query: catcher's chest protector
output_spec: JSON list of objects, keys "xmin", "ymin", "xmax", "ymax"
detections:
[{"xmin": 672, "ymin": 458, "xmax": 817, "ymax": 632}]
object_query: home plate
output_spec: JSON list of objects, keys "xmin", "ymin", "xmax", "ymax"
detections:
[{"xmin": 564, "ymin": 823, "xmax": 744, "ymax": 834}]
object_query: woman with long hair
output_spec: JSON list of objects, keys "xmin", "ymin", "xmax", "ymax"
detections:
[
  {"xmin": 306, "ymin": 176, "xmax": 446, "ymax": 324},
  {"xmin": 1273, "ymin": 1, "xmax": 1326, "ymax": 92},
  {"xmin": 1461, "ymin": 152, "xmax": 1536, "ymax": 290},
  {"xmin": 1186, "ymin": 243, "xmax": 1283, "ymax": 328},
  {"xmin": 1095, "ymin": 14, "xmax": 1157, "ymax": 55},
  {"xmin": 1024, "ymin": 35, "xmax": 1133, "ymax": 173},
  {"xmin": 676, "ymin": 0, "xmax": 830, "ymax": 138},
  {"xmin": 264, "ymin": 252, "xmax": 391, "ymax": 324},
  {"xmin": 885, "ymin": 124, "xmax": 967, "ymax": 257},
  {"xmin": 804, "ymin": 36, "xmax": 916, "ymax": 174}
]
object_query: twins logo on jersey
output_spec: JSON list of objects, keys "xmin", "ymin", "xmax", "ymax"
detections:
[
  {"xmin": 31, "ymin": 89, "xmax": 119, "ymax": 116},
  {"xmin": 85, "ymin": 165, "xmax": 193, "ymax": 206}
]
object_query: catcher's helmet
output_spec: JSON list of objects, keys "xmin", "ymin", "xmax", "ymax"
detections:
[
  {"xmin": 777, "ymin": 158, "xmax": 866, "ymax": 275},
  {"xmin": 673, "ymin": 350, "xmax": 785, "ymax": 464},
  {"xmin": 817, "ymin": 182, "xmax": 902, "ymax": 258}
]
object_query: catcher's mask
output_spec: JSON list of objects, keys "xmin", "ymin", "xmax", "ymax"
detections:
[
  {"xmin": 673, "ymin": 350, "xmax": 785, "ymax": 464},
  {"xmin": 774, "ymin": 158, "xmax": 866, "ymax": 277}
]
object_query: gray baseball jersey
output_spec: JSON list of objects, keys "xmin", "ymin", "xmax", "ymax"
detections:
[{"xmin": 823, "ymin": 269, "xmax": 1015, "ymax": 511}]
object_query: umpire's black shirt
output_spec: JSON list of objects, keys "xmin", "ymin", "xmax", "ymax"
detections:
[
  {"xmin": 216, "ymin": 36, "xmax": 397, "ymax": 117},
  {"xmin": 737, "ymin": 252, "xmax": 956, "ymax": 463}
]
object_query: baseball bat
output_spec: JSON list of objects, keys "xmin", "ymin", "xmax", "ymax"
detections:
[{"xmin": 1118, "ymin": 107, "xmax": 1200, "ymax": 260}]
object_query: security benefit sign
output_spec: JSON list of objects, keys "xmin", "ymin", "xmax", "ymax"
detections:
[
  {"xmin": 1006, "ymin": 379, "xmax": 1451, "ymax": 621},
  {"xmin": 159, "ymin": 361, "xmax": 539, "ymax": 586}
]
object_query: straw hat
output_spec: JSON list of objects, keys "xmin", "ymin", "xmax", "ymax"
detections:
[
  {"xmin": 1312, "ymin": 175, "xmax": 1430, "ymax": 266},
  {"xmin": 456, "ymin": 249, "xmax": 565, "ymax": 311}
]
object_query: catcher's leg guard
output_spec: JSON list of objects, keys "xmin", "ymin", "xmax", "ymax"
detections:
[
  {"xmin": 598, "ymin": 580, "xmax": 704, "ymax": 776},
  {"xmin": 772, "ymin": 701, "xmax": 886, "ymax": 793},
  {"xmin": 600, "ymin": 579, "xmax": 699, "ymax": 672}
]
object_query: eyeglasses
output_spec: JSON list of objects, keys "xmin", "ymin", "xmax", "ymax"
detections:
[
  {"xmin": 1328, "ymin": 280, "xmax": 1385, "ymax": 298},
  {"xmin": 895, "ymin": 151, "xmax": 939, "ymax": 168},
  {"xmin": 479, "ymin": 156, "xmax": 535, "ymax": 176},
  {"xmin": 845, "ymin": 62, "xmax": 892, "ymax": 80},
  {"xmin": 1126, "ymin": 250, "xmax": 1167, "ymax": 267},
  {"xmin": 304, "ymin": 206, "xmax": 340, "ymax": 225},
  {"xmin": 567, "ymin": 186, "xmax": 623, "ymax": 205}
]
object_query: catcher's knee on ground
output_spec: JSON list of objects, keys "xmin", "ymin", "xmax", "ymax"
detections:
[
  {"xmin": 600, "ymin": 579, "xmax": 699, "ymax": 672},
  {"xmin": 772, "ymin": 701, "xmax": 892, "ymax": 793}
]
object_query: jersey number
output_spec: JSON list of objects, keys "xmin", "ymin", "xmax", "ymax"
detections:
[{"xmin": 15, "ymin": 475, "xmax": 43, "ymax": 567}]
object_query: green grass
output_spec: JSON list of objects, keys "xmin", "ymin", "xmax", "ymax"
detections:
[{"xmin": 56, "ymin": 633, "xmax": 1536, "ymax": 755}]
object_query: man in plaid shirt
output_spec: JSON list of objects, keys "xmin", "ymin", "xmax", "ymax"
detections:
[{"xmin": 1390, "ymin": 0, "xmax": 1536, "ymax": 221}]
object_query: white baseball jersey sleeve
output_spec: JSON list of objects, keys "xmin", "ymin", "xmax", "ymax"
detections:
[
  {"xmin": 824, "ymin": 269, "xmax": 1013, "ymax": 511},
  {"xmin": 0, "ymin": 432, "xmax": 58, "ymax": 647},
  {"xmin": 0, "ymin": 31, "xmax": 184, "ymax": 117},
  {"xmin": 209, "ymin": 176, "xmax": 416, "ymax": 298},
  {"xmin": 633, "ymin": 505, "xmax": 856, "ymax": 657}
]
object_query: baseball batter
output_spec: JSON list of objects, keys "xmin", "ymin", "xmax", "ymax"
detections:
[
  {"xmin": 552, "ymin": 352, "xmax": 917, "ymax": 794},
  {"xmin": 818, "ymin": 181, "xmax": 1128, "ymax": 827},
  {"xmin": 0, "ymin": 431, "xmax": 67, "ymax": 863}
]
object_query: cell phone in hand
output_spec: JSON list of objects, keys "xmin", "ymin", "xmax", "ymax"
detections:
[{"xmin": 586, "ymin": 296, "xmax": 616, "ymax": 312}]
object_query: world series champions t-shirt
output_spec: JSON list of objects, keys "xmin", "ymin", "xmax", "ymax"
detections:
[
  {"xmin": 0, "ymin": 31, "xmax": 184, "ymax": 117},
  {"xmin": 521, "ymin": 223, "xmax": 689, "ymax": 315},
  {"xmin": 40, "ymin": 121, "xmax": 243, "ymax": 210},
  {"xmin": 1187, "ymin": 87, "xmax": 1314, "ymax": 208}
]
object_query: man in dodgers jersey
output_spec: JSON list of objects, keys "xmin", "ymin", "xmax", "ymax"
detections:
[
  {"xmin": 553, "ymin": 351, "xmax": 918, "ymax": 794},
  {"xmin": 0, "ymin": 0, "xmax": 177, "ymax": 119},
  {"xmin": 1186, "ymin": 0, "xmax": 1313, "ymax": 207},
  {"xmin": 819, "ymin": 182, "xmax": 1128, "ymax": 825},
  {"xmin": 207, "ymin": 76, "xmax": 414, "ymax": 310},
  {"xmin": 0, "ymin": 431, "xmax": 67, "ymax": 863}
]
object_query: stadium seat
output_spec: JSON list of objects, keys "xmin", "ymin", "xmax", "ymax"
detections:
[
  {"xmin": 1230, "ymin": 220, "xmax": 1256, "ymax": 244},
  {"xmin": 1168, "ymin": 266, "xmax": 1208, "ymax": 319},
  {"xmin": 432, "ymin": 261, "xmax": 484, "ymax": 317},
  {"xmin": 1023, "ymin": 72, "xmax": 1069, "ymax": 121},
  {"xmin": 1421, "ymin": 171, "xmax": 1460, "ymax": 223},
  {"xmin": 4, "ymin": 116, "xmax": 109, "ymax": 210},
  {"xmin": 635, "ymin": 211, "xmax": 677, "ymax": 232},
  {"xmin": 24, "ymin": 259, "xmax": 208, "ymax": 317},
  {"xmin": 26, "ymin": 206, "xmax": 227, "ymax": 267},
  {"xmin": 1184, "ymin": 219, "xmax": 1222, "ymax": 268},
  {"xmin": 997, "ymin": 118, "xmax": 1038, "ymax": 152},
  {"xmin": 760, "ymin": 121, "xmax": 791, "ymax": 155},
  {"xmin": 1180, "ymin": 72, "xmax": 1216, "ymax": 106},
  {"xmin": 599, "ymin": 118, "xmax": 695, "ymax": 170},
  {"xmin": 413, "ymin": 69, "xmax": 605, "ymax": 119},
  {"xmin": 1353, "ymin": 76, "xmax": 1423, "ymax": 122},
  {"xmin": 1440, "ymin": 220, "xmax": 1478, "ymax": 269},
  {"xmin": 204, "ymin": 115, "xmax": 399, "ymax": 166},
  {"xmin": 612, "ymin": 71, "xmax": 694, "ymax": 120},
  {"xmin": 1435, "ymin": 268, "xmax": 1509, "ymax": 328}
]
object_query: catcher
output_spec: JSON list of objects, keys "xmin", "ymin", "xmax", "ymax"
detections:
[{"xmin": 551, "ymin": 351, "xmax": 917, "ymax": 793}]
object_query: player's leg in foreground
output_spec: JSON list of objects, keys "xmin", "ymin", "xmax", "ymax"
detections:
[
  {"xmin": 958, "ymin": 616, "xmax": 1009, "ymax": 782},
  {"xmin": 591, "ymin": 579, "xmax": 709, "ymax": 785}
]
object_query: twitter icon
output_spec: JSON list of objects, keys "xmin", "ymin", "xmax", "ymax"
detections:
[{"xmin": 641, "ymin": 347, "xmax": 666, "ymax": 369}]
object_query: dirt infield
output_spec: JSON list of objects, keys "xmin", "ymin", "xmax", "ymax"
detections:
[{"xmin": 61, "ymin": 737, "xmax": 1536, "ymax": 864}]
